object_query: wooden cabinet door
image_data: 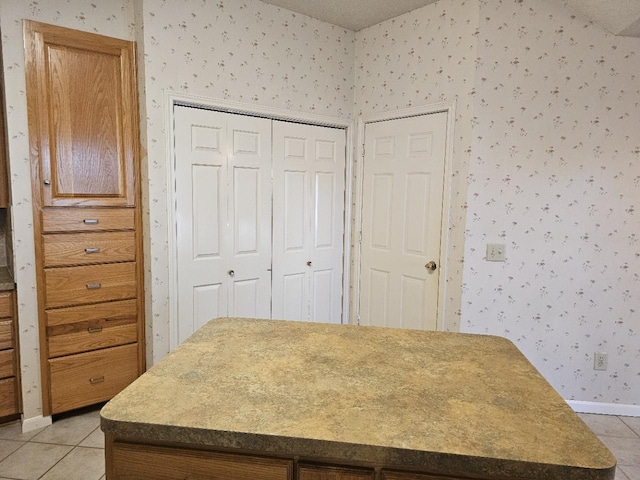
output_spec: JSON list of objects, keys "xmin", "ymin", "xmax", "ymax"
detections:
[
  {"xmin": 25, "ymin": 21, "xmax": 138, "ymax": 207},
  {"xmin": 298, "ymin": 464, "xmax": 374, "ymax": 480}
]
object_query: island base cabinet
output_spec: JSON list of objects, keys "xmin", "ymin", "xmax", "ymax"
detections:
[
  {"xmin": 383, "ymin": 473, "xmax": 469, "ymax": 480},
  {"xmin": 110, "ymin": 442, "xmax": 294, "ymax": 480},
  {"xmin": 298, "ymin": 464, "xmax": 374, "ymax": 480}
]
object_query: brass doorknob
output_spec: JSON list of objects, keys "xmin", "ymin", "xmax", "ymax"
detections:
[{"xmin": 425, "ymin": 261, "xmax": 437, "ymax": 271}]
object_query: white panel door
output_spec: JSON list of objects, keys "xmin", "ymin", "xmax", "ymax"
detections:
[
  {"xmin": 359, "ymin": 113, "xmax": 448, "ymax": 330},
  {"xmin": 272, "ymin": 121, "xmax": 346, "ymax": 323},
  {"xmin": 226, "ymin": 114, "xmax": 272, "ymax": 319},
  {"xmin": 174, "ymin": 106, "xmax": 272, "ymax": 343}
]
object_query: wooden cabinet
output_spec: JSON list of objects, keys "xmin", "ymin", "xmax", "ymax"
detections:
[
  {"xmin": 25, "ymin": 21, "xmax": 144, "ymax": 416},
  {"xmin": 383, "ymin": 472, "xmax": 469, "ymax": 480},
  {"xmin": 297, "ymin": 464, "xmax": 374, "ymax": 480},
  {"xmin": 0, "ymin": 292, "xmax": 20, "ymax": 418},
  {"xmin": 111, "ymin": 442, "xmax": 294, "ymax": 480}
]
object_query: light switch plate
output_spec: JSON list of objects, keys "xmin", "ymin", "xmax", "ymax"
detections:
[{"xmin": 486, "ymin": 243, "xmax": 506, "ymax": 262}]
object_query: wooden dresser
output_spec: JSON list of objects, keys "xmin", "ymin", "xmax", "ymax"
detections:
[{"xmin": 24, "ymin": 21, "xmax": 145, "ymax": 416}]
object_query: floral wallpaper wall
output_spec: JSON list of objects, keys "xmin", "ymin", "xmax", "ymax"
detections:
[
  {"xmin": 136, "ymin": 0, "xmax": 355, "ymax": 363},
  {"xmin": 0, "ymin": 0, "xmax": 135, "ymax": 420},
  {"xmin": 463, "ymin": 0, "xmax": 640, "ymax": 406},
  {"xmin": 353, "ymin": 0, "xmax": 481, "ymax": 332}
]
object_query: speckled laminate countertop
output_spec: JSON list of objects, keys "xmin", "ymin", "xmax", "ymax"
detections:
[
  {"xmin": 101, "ymin": 318, "xmax": 615, "ymax": 480},
  {"xmin": 0, "ymin": 266, "xmax": 15, "ymax": 291}
]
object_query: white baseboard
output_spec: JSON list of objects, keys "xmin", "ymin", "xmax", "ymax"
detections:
[
  {"xmin": 21, "ymin": 415, "xmax": 52, "ymax": 433},
  {"xmin": 567, "ymin": 400, "xmax": 640, "ymax": 417}
]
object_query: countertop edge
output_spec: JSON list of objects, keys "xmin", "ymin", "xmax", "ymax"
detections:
[{"xmin": 100, "ymin": 417, "xmax": 617, "ymax": 480}]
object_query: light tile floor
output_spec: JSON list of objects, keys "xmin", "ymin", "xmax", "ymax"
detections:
[{"xmin": 0, "ymin": 407, "xmax": 637, "ymax": 479}]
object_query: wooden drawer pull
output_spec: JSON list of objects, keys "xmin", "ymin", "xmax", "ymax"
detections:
[
  {"xmin": 87, "ymin": 326, "xmax": 103, "ymax": 333},
  {"xmin": 84, "ymin": 247, "xmax": 101, "ymax": 254},
  {"xmin": 89, "ymin": 376, "xmax": 105, "ymax": 384},
  {"xmin": 83, "ymin": 219, "xmax": 99, "ymax": 225},
  {"xmin": 86, "ymin": 283, "xmax": 102, "ymax": 289}
]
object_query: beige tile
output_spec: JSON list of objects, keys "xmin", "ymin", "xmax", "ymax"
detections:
[
  {"xmin": 40, "ymin": 447, "xmax": 105, "ymax": 480},
  {"xmin": 79, "ymin": 428, "xmax": 104, "ymax": 449},
  {"xmin": 599, "ymin": 436, "xmax": 640, "ymax": 466},
  {"xmin": 0, "ymin": 442, "xmax": 72, "ymax": 480},
  {"xmin": 0, "ymin": 440, "xmax": 24, "ymax": 462},
  {"xmin": 31, "ymin": 410, "xmax": 101, "ymax": 446},
  {"xmin": 617, "ymin": 468, "xmax": 631, "ymax": 480},
  {"xmin": 621, "ymin": 417, "xmax": 640, "ymax": 438},
  {"xmin": 0, "ymin": 421, "xmax": 46, "ymax": 442},
  {"xmin": 579, "ymin": 413, "xmax": 637, "ymax": 437},
  {"xmin": 620, "ymin": 465, "xmax": 640, "ymax": 480}
]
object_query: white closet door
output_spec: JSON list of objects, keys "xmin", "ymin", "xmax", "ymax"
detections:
[
  {"xmin": 175, "ymin": 106, "xmax": 230, "ymax": 343},
  {"xmin": 359, "ymin": 113, "xmax": 447, "ymax": 331},
  {"xmin": 174, "ymin": 106, "xmax": 272, "ymax": 344},
  {"xmin": 226, "ymin": 114, "xmax": 272, "ymax": 319},
  {"xmin": 272, "ymin": 121, "xmax": 345, "ymax": 323}
]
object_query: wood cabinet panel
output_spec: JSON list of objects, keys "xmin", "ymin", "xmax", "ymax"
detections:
[
  {"xmin": 0, "ymin": 377, "xmax": 17, "ymax": 417},
  {"xmin": 49, "ymin": 344, "xmax": 138, "ymax": 414},
  {"xmin": 48, "ymin": 323, "xmax": 136, "ymax": 358},
  {"xmin": 298, "ymin": 464, "xmax": 374, "ymax": 480},
  {"xmin": 43, "ymin": 231, "xmax": 135, "ymax": 266},
  {"xmin": 0, "ymin": 321, "xmax": 13, "ymax": 350},
  {"xmin": 0, "ymin": 292, "xmax": 13, "ymax": 319},
  {"xmin": 44, "ymin": 262, "xmax": 136, "ymax": 308},
  {"xmin": 25, "ymin": 21, "xmax": 137, "ymax": 207},
  {"xmin": 0, "ymin": 349, "xmax": 14, "ymax": 379},
  {"xmin": 112, "ymin": 442, "xmax": 293, "ymax": 480},
  {"xmin": 46, "ymin": 298, "xmax": 137, "ymax": 327},
  {"xmin": 42, "ymin": 208, "xmax": 134, "ymax": 233}
]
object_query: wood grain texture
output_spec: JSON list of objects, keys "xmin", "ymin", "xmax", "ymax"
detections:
[
  {"xmin": 43, "ymin": 231, "xmax": 135, "ymax": 267},
  {"xmin": 0, "ymin": 349, "xmax": 14, "ymax": 379},
  {"xmin": 0, "ymin": 321, "xmax": 13, "ymax": 350},
  {"xmin": 45, "ymin": 298, "xmax": 137, "ymax": 327},
  {"xmin": 0, "ymin": 292, "xmax": 12, "ymax": 318},
  {"xmin": 0, "ymin": 378, "xmax": 17, "ymax": 417},
  {"xmin": 111, "ymin": 442, "xmax": 294, "ymax": 480},
  {"xmin": 49, "ymin": 343, "xmax": 138, "ymax": 414},
  {"xmin": 24, "ymin": 20, "xmax": 136, "ymax": 207},
  {"xmin": 41, "ymin": 208, "xmax": 135, "ymax": 232},
  {"xmin": 44, "ymin": 262, "xmax": 136, "ymax": 308},
  {"xmin": 48, "ymin": 323, "xmax": 137, "ymax": 358},
  {"xmin": 298, "ymin": 464, "xmax": 374, "ymax": 480}
]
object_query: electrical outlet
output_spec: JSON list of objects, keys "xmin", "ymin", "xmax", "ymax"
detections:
[
  {"xmin": 486, "ymin": 243, "xmax": 506, "ymax": 262},
  {"xmin": 594, "ymin": 352, "xmax": 608, "ymax": 371}
]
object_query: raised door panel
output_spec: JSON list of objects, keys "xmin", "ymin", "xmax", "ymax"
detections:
[
  {"xmin": 111, "ymin": 442, "xmax": 293, "ymax": 480},
  {"xmin": 25, "ymin": 21, "xmax": 137, "ymax": 206},
  {"xmin": 298, "ymin": 465, "xmax": 374, "ymax": 480}
]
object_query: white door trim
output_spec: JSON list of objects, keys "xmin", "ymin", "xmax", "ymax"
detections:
[
  {"xmin": 353, "ymin": 101, "xmax": 457, "ymax": 331},
  {"xmin": 164, "ymin": 90, "xmax": 355, "ymax": 350}
]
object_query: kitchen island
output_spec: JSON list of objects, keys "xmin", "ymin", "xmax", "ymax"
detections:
[{"xmin": 101, "ymin": 318, "xmax": 615, "ymax": 480}]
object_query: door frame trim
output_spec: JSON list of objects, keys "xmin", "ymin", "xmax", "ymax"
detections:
[
  {"xmin": 164, "ymin": 90, "xmax": 355, "ymax": 350},
  {"xmin": 353, "ymin": 101, "xmax": 457, "ymax": 331}
]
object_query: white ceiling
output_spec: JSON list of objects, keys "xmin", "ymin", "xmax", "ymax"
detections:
[{"xmin": 259, "ymin": 0, "xmax": 640, "ymax": 37}]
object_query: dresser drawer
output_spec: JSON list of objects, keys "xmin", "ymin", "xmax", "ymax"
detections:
[
  {"xmin": 49, "ymin": 323, "xmax": 137, "ymax": 358},
  {"xmin": 0, "ymin": 320, "xmax": 13, "ymax": 350},
  {"xmin": 46, "ymin": 298, "xmax": 137, "ymax": 327},
  {"xmin": 0, "ymin": 292, "xmax": 13, "ymax": 319},
  {"xmin": 112, "ymin": 442, "xmax": 293, "ymax": 480},
  {"xmin": 49, "ymin": 344, "xmax": 138, "ymax": 414},
  {"xmin": 0, "ymin": 349, "xmax": 14, "ymax": 379},
  {"xmin": 43, "ymin": 231, "xmax": 136, "ymax": 267},
  {"xmin": 42, "ymin": 208, "xmax": 134, "ymax": 233},
  {"xmin": 0, "ymin": 377, "xmax": 18, "ymax": 417},
  {"xmin": 44, "ymin": 263, "xmax": 137, "ymax": 308}
]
